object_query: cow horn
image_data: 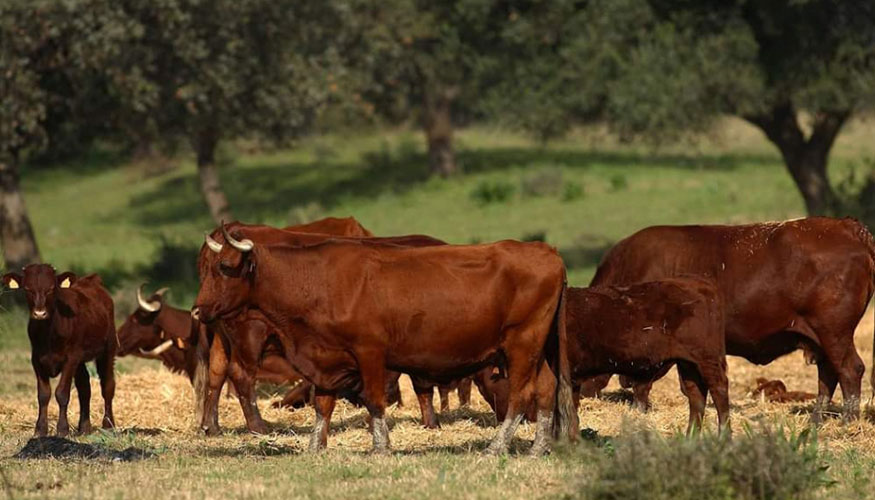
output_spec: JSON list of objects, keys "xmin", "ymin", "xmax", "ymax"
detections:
[
  {"xmin": 137, "ymin": 284, "xmax": 162, "ymax": 313},
  {"xmin": 205, "ymin": 232, "xmax": 223, "ymax": 253},
  {"xmin": 154, "ymin": 287, "xmax": 170, "ymax": 297},
  {"xmin": 138, "ymin": 339, "xmax": 173, "ymax": 357},
  {"xmin": 221, "ymin": 224, "xmax": 254, "ymax": 252}
]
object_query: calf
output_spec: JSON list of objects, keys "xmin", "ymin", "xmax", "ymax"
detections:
[
  {"xmin": 481, "ymin": 279, "xmax": 728, "ymax": 432},
  {"xmin": 3, "ymin": 265, "xmax": 116, "ymax": 436},
  {"xmin": 567, "ymin": 279, "xmax": 728, "ymax": 431}
]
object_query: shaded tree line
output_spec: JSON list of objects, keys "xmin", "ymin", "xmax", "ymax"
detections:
[{"xmin": 2, "ymin": 0, "xmax": 874, "ymax": 270}]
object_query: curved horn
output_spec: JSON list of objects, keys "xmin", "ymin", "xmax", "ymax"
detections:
[
  {"xmin": 138, "ymin": 339, "xmax": 173, "ymax": 357},
  {"xmin": 205, "ymin": 232, "xmax": 223, "ymax": 253},
  {"xmin": 221, "ymin": 224, "xmax": 254, "ymax": 252},
  {"xmin": 154, "ymin": 287, "xmax": 170, "ymax": 297},
  {"xmin": 136, "ymin": 284, "xmax": 162, "ymax": 313}
]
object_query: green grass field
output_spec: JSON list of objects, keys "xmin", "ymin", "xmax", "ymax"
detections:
[{"xmin": 1, "ymin": 117, "xmax": 875, "ymax": 499}]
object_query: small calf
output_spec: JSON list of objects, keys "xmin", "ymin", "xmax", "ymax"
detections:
[
  {"xmin": 3, "ymin": 265, "xmax": 117, "ymax": 436},
  {"xmin": 566, "ymin": 279, "xmax": 728, "ymax": 432},
  {"xmin": 752, "ymin": 377, "xmax": 816, "ymax": 403}
]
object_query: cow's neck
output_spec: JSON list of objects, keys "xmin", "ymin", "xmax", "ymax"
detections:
[{"xmin": 250, "ymin": 248, "xmax": 324, "ymax": 329}]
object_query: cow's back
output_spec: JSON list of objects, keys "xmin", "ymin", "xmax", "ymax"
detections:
[{"xmin": 591, "ymin": 217, "xmax": 875, "ymax": 351}]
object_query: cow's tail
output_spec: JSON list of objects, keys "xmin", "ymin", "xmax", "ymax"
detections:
[
  {"xmin": 192, "ymin": 318, "xmax": 210, "ymax": 429},
  {"xmin": 552, "ymin": 277, "xmax": 579, "ymax": 442}
]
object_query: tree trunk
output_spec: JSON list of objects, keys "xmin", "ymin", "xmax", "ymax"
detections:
[
  {"xmin": 0, "ymin": 156, "xmax": 41, "ymax": 270},
  {"xmin": 422, "ymin": 88, "xmax": 458, "ymax": 177},
  {"xmin": 194, "ymin": 129, "xmax": 232, "ymax": 225},
  {"xmin": 745, "ymin": 104, "xmax": 849, "ymax": 216}
]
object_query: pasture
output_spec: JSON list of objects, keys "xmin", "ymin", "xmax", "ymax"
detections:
[{"xmin": 1, "ymin": 118, "xmax": 875, "ymax": 498}]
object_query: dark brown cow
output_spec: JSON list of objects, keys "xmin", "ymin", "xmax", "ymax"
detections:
[
  {"xmin": 752, "ymin": 378, "xmax": 816, "ymax": 403},
  {"xmin": 3, "ymin": 265, "xmax": 116, "ymax": 436},
  {"xmin": 117, "ymin": 285, "xmax": 305, "ymax": 433},
  {"xmin": 589, "ymin": 217, "xmax": 875, "ymax": 422},
  {"xmin": 192, "ymin": 225, "xmax": 575, "ymax": 454},
  {"xmin": 473, "ymin": 280, "xmax": 728, "ymax": 431},
  {"xmin": 196, "ymin": 223, "xmax": 467, "ymax": 436}
]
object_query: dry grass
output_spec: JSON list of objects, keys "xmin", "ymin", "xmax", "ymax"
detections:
[{"xmin": 0, "ymin": 309, "xmax": 874, "ymax": 498}]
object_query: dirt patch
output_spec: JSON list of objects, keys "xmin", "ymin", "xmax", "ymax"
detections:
[{"xmin": 14, "ymin": 437, "xmax": 155, "ymax": 462}]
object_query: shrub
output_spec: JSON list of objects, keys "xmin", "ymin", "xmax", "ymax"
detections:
[
  {"xmin": 521, "ymin": 167, "xmax": 564, "ymax": 197},
  {"xmin": 470, "ymin": 179, "xmax": 516, "ymax": 206},
  {"xmin": 574, "ymin": 424, "xmax": 830, "ymax": 500},
  {"xmin": 562, "ymin": 181, "xmax": 585, "ymax": 201},
  {"xmin": 609, "ymin": 173, "xmax": 629, "ymax": 192}
]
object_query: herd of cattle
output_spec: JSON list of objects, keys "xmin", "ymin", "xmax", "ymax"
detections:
[{"xmin": 4, "ymin": 216, "xmax": 874, "ymax": 454}]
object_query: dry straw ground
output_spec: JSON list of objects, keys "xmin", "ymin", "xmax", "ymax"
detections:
[{"xmin": 0, "ymin": 309, "xmax": 874, "ymax": 498}]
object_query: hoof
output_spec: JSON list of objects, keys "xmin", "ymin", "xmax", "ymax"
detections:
[
  {"xmin": 249, "ymin": 424, "xmax": 269, "ymax": 435},
  {"xmin": 102, "ymin": 418, "xmax": 115, "ymax": 430},
  {"xmin": 202, "ymin": 425, "xmax": 222, "ymax": 436},
  {"xmin": 56, "ymin": 427, "xmax": 70, "ymax": 438},
  {"xmin": 369, "ymin": 446, "xmax": 392, "ymax": 456},
  {"xmin": 77, "ymin": 422, "xmax": 93, "ymax": 435}
]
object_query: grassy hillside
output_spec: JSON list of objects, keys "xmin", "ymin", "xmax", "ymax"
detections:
[
  {"xmin": 1, "ymin": 117, "xmax": 874, "ymax": 499},
  {"xmin": 21, "ymin": 116, "xmax": 875, "ymax": 311}
]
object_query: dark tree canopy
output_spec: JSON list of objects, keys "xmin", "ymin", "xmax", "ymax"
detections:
[{"xmin": 491, "ymin": 0, "xmax": 875, "ymax": 214}]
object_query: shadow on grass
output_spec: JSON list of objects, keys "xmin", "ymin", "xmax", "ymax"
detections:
[{"xmin": 124, "ymin": 145, "xmax": 778, "ymax": 229}]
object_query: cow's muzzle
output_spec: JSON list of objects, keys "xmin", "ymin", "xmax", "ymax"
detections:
[{"xmin": 31, "ymin": 308, "xmax": 48, "ymax": 320}]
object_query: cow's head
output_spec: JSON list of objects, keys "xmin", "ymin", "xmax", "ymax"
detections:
[
  {"xmin": 192, "ymin": 223, "xmax": 256, "ymax": 323},
  {"xmin": 117, "ymin": 284, "xmax": 178, "ymax": 357},
  {"xmin": 2, "ymin": 264, "xmax": 77, "ymax": 320}
]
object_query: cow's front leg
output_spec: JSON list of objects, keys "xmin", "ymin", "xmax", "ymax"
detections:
[
  {"xmin": 308, "ymin": 391, "xmax": 336, "ymax": 452},
  {"xmin": 54, "ymin": 362, "xmax": 77, "ymax": 437},
  {"xmin": 32, "ymin": 363, "xmax": 51, "ymax": 437},
  {"xmin": 356, "ymin": 349, "xmax": 390, "ymax": 454}
]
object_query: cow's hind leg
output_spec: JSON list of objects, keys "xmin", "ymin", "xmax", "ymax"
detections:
[
  {"xmin": 839, "ymin": 349, "xmax": 865, "ymax": 422},
  {"xmin": 529, "ymin": 360, "xmax": 558, "ymax": 456},
  {"xmin": 699, "ymin": 359, "xmax": 730, "ymax": 432},
  {"xmin": 74, "ymin": 363, "xmax": 92, "ymax": 434},
  {"xmin": 811, "ymin": 359, "xmax": 839, "ymax": 424},
  {"xmin": 458, "ymin": 377, "xmax": 473, "ymax": 407},
  {"xmin": 411, "ymin": 377, "xmax": 439, "ymax": 429},
  {"xmin": 677, "ymin": 362, "xmax": 707, "ymax": 434},
  {"xmin": 95, "ymin": 354, "xmax": 116, "ymax": 429},
  {"xmin": 438, "ymin": 385, "xmax": 451, "ymax": 413},
  {"xmin": 485, "ymin": 328, "xmax": 541, "ymax": 455}
]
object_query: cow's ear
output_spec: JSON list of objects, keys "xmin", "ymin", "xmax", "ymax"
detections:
[
  {"xmin": 2, "ymin": 273, "xmax": 22, "ymax": 290},
  {"xmin": 56, "ymin": 272, "xmax": 78, "ymax": 289}
]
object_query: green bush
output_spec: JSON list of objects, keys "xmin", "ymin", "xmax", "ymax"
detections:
[
  {"xmin": 562, "ymin": 181, "xmax": 585, "ymax": 202},
  {"xmin": 573, "ymin": 424, "xmax": 830, "ymax": 500},
  {"xmin": 521, "ymin": 167, "xmax": 564, "ymax": 197},
  {"xmin": 470, "ymin": 179, "xmax": 516, "ymax": 206},
  {"xmin": 609, "ymin": 173, "xmax": 629, "ymax": 192}
]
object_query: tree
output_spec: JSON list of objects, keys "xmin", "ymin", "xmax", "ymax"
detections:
[
  {"xmin": 341, "ymin": 0, "xmax": 507, "ymax": 177},
  {"xmin": 492, "ymin": 0, "xmax": 875, "ymax": 215},
  {"xmin": 109, "ymin": 0, "xmax": 336, "ymax": 223},
  {"xmin": 0, "ymin": 0, "xmax": 130, "ymax": 270}
]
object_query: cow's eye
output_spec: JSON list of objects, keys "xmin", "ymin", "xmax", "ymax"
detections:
[{"xmin": 218, "ymin": 261, "xmax": 235, "ymax": 276}]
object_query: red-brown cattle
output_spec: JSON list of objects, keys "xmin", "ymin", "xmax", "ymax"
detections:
[
  {"xmin": 589, "ymin": 217, "xmax": 875, "ymax": 422},
  {"xmin": 117, "ymin": 285, "xmax": 304, "ymax": 433},
  {"xmin": 3, "ymin": 265, "xmax": 116, "ymax": 436},
  {"xmin": 192, "ymin": 225, "xmax": 574, "ymax": 454},
  {"xmin": 473, "ymin": 280, "xmax": 728, "ymax": 431},
  {"xmin": 196, "ymin": 223, "xmax": 464, "ymax": 437}
]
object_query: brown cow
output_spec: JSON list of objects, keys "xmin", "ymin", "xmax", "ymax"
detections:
[
  {"xmin": 117, "ymin": 285, "xmax": 305, "ymax": 433},
  {"xmin": 473, "ymin": 279, "xmax": 728, "ymax": 432},
  {"xmin": 589, "ymin": 217, "xmax": 875, "ymax": 422},
  {"xmin": 192, "ymin": 225, "xmax": 575, "ymax": 454},
  {"xmin": 751, "ymin": 377, "xmax": 816, "ymax": 403},
  {"xmin": 196, "ymin": 223, "xmax": 467, "ymax": 436},
  {"xmin": 3, "ymin": 265, "xmax": 116, "ymax": 436}
]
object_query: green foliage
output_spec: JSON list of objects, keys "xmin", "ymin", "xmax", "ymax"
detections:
[
  {"xmin": 575, "ymin": 424, "xmax": 831, "ymax": 500},
  {"xmin": 609, "ymin": 174, "xmax": 628, "ymax": 192},
  {"xmin": 562, "ymin": 181, "xmax": 584, "ymax": 202},
  {"xmin": 490, "ymin": 0, "xmax": 875, "ymax": 142},
  {"xmin": 470, "ymin": 178, "xmax": 516, "ymax": 206},
  {"xmin": 521, "ymin": 167, "xmax": 564, "ymax": 197}
]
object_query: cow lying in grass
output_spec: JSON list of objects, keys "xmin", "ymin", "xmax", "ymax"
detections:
[{"xmin": 3, "ymin": 265, "xmax": 116, "ymax": 437}]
